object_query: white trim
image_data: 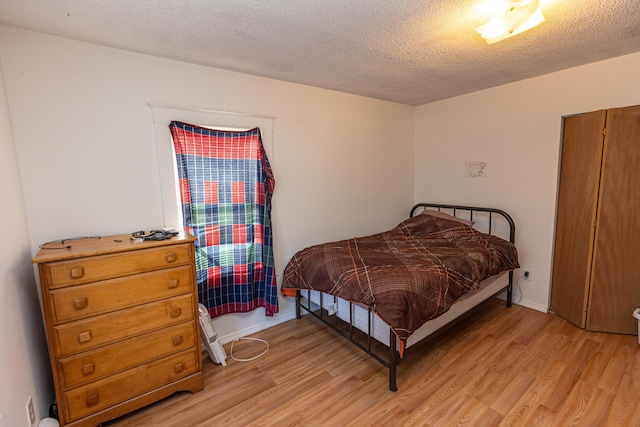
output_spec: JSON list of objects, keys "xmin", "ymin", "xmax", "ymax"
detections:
[
  {"xmin": 148, "ymin": 102, "xmax": 276, "ymax": 120},
  {"xmin": 217, "ymin": 310, "xmax": 298, "ymax": 345},
  {"xmin": 496, "ymin": 292, "xmax": 548, "ymax": 313}
]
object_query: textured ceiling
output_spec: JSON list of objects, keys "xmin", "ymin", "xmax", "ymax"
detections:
[{"xmin": 1, "ymin": 0, "xmax": 640, "ymax": 105}]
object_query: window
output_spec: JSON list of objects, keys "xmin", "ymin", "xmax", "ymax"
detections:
[{"xmin": 151, "ymin": 105, "xmax": 278, "ymax": 317}]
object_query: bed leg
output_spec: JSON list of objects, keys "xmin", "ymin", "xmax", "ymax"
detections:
[
  {"xmin": 295, "ymin": 290, "xmax": 302, "ymax": 319},
  {"xmin": 506, "ymin": 271, "xmax": 514, "ymax": 308},
  {"xmin": 389, "ymin": 331, "xmax": 398, "ymax": 392}
]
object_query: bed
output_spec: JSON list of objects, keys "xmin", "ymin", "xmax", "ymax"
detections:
[{"xmin": 281, "ymin": 203, "xmax": 519, "ymax": 391}]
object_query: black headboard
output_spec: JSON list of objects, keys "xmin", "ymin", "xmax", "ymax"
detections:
[{"xmin": 410, "ymin": 202, "xmax": 516, "ymax": 244}]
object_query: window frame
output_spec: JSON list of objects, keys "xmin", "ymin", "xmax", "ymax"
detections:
[{"xmin": 149, "ymin": 103, "xmax": 275, "ymax": 231}]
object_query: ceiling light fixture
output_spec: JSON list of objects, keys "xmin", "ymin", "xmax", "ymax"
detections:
[{"xmin": 475, "ymin": 0, "xmax": 545, "ymax": 44}]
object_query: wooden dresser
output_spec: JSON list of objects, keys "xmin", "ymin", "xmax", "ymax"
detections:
[{"xmin": 33, "ymin": 233, "xmax": 203, "ymax": 427}]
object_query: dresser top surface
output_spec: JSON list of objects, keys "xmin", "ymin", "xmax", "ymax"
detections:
[{"xmin": 32, "ymin": 232, "xmax": 196, "ymax": 264}]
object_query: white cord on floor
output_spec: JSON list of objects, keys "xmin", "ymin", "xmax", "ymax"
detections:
[{"xmin": 230, "ymin": 337, "xmax": 269, "ymax": 362}]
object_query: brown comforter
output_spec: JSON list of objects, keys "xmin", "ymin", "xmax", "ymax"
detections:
[{"xmin": 281, "ymin": 211, "xmax": 519, "ymax": 344}]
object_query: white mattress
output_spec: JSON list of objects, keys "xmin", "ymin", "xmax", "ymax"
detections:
[{"xmin": 300, "ymin": 271, "xmax": 508, "ymax": 350}]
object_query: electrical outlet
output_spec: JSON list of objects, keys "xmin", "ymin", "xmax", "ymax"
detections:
[
  {"xmin": 524, "ymin": 270, "xmax": 531, "ymax": 280},
  {"xmin": 26, "ymin": 396, "xmax": 35, "ymax": 426}
]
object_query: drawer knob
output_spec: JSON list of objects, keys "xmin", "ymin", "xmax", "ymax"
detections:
[
  {"xmin": 167, "ymin": 279, "xmax": 179, "ymax": 289},
  {"xmin": 82, "ymin": 363, "xmax": 95, "ymax": 376},
  {"xmin": 174, "ymin": 362, "xmax": 185, "ymax": 374},
  {"xmin": 70, "ymin": 267, "xmax": 85, "ymax": 279},
  {"xmin": 170, "ymin": 308, "xmax": 182, "ymax": 318},
  {"xmin": 165, "ymin": 253, "xmax": 177, "ymax": 263},
  {"xmin": 86, "ymin": 393, "xmax": 99, "ymax": 407},
  {"xmin": 73, "ymin": 297, "xmax": 88, "ymax": 310},
  {"xmin": 78, "ymin": 331, "xmax": 92, "ymax": 343},
  {"xmin": 172, "ymin": 335, "xmax": 183, "ymax": 346}
]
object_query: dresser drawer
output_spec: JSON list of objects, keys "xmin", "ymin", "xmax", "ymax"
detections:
[
  {"xmin": 62, "ymin": 348, "xmax": 200, "ymax": 422},
  {"xmin": 44, "ymin": 244, "xmax": 192, "ymax": 289},
  {"xmin": 58, "ymin": 321, "xmax": 197, "ymax": 390},
  {"xmin": 53, "ymin": 294, "xmax": 195, "ymax": 357},
  {"xmin": 49, "ymin": 265, "xmax": 194, "ymax": 324}
]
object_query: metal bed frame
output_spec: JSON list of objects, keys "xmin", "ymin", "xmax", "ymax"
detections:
[{"xmin": 293, "ymin": 203, "xmax": 516, "ymax": 392}]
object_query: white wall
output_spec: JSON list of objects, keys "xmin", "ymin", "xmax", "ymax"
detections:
[
  {"xmin": 0, "ymin": 25, "xmax": 414, "ymax": 350},
  {"xmin": 6, "ymin": 21, "xmax": 640, "ymax": 420},
  {"xmin": 0, "ymin": 43, "xmax": 52, "ymax": 426},
  {"xmin": 415, "ymin": 52, "xmax": 640, "ymax": 312}
]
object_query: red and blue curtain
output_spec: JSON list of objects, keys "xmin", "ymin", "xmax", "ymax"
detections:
[{"xmin": 169, "ymin": 121, "xmax": 278, "ymax": 317}]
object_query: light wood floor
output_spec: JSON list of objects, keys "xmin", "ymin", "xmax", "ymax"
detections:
[{"xmin": 105, "ymin": 299, "xmax": 640, "ymax": 426}]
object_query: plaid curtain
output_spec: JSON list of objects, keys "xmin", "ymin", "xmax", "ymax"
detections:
[{"xmin": 169, "ymin": 121, "xmax": 278, "ymax": 317}]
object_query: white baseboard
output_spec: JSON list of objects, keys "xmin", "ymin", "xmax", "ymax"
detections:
[
  {"xmin": 515, "ymin": 299, "xmax": 548, "ymax": 313},
  {"xmin": 496, "ymin": 291, "xmax": 548, "ymax": 313},
  {"xmin": 211, "ymin": 290, "xmax": 548, "ymax": 349},
  {"xmin": 217, "ymin": 310, "xmax": 299, "ymax": 345}
]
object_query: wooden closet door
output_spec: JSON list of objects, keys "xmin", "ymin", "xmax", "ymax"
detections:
[
  {"xmin": 587, "ymin": 105, "xmax": 640, "ymax": 334},
  {"xmin": 550, "ymin": 110, "xmax": 606, "ymax": 328}
]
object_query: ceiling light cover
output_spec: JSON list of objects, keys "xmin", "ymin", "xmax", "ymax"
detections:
[{"xmin": 476, "ymin": 0, "xmax": 545, "ymax": 44}]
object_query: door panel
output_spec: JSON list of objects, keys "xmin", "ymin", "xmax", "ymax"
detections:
[
  {"xmin": 550, "ymin": 110, "xmax": 606, "ymax": 327},
  {"xmin": 587, "ymin": 105, "xmax": 640, "ymax": 334}
]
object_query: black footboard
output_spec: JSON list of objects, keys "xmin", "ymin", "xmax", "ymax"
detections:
[{"xmin": 293, "ymin": 203, "xmax": 516, "ymax": 391}]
